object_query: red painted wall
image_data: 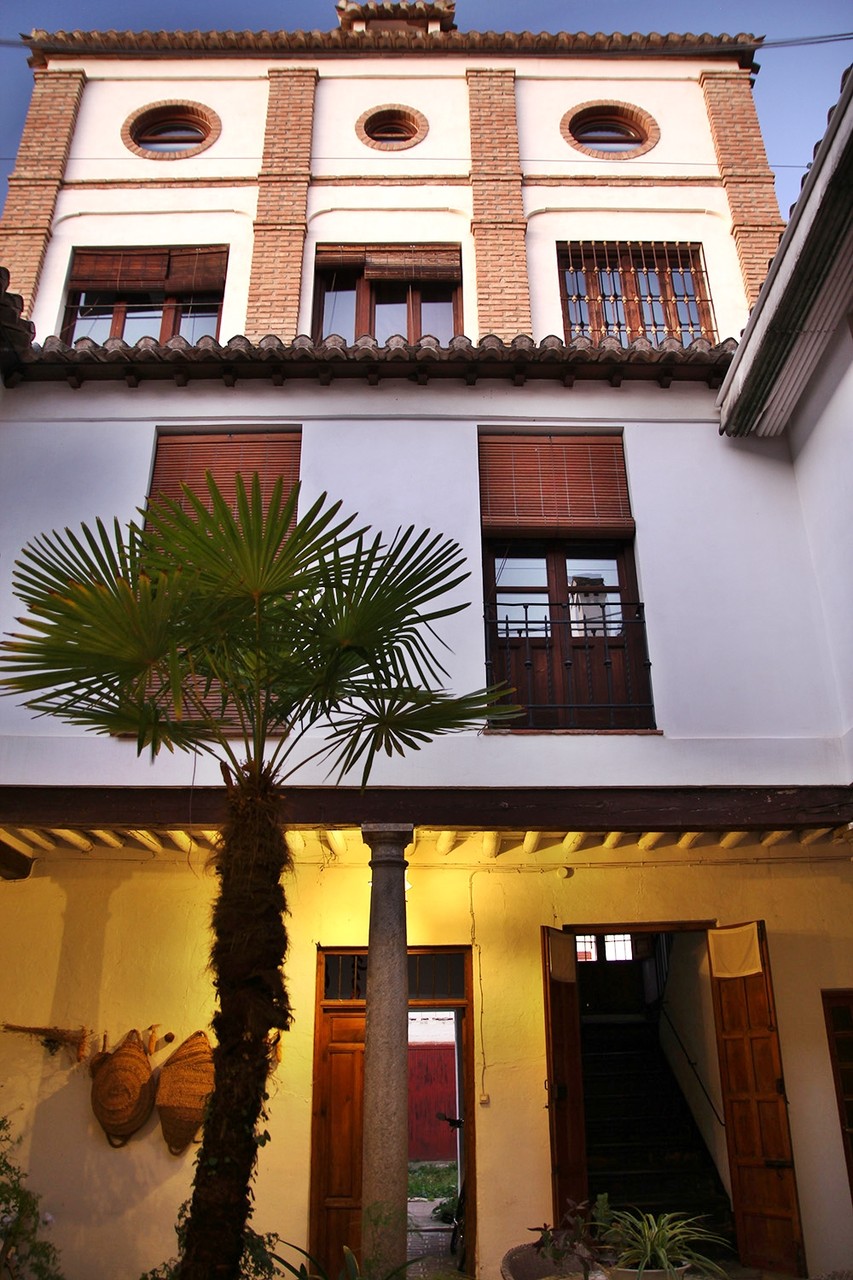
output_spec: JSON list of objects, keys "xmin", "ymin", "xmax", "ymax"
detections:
[{"xmin": 408, "ymin": 1043, "xmax": 457, "ymax": 1161}]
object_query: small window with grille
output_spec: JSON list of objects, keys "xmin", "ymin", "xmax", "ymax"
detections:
[{"xmin": 558, "ymin": 242, "xmax": 715, "ymax": 347}]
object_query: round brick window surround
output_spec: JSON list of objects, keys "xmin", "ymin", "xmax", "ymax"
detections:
[
  {"xmin": 122, "ymin": 101, "xmax": 221, "ymax": 160},
  {"xmin": 356, "ymin": 104, "xmax": 429, "ymax": 151},
  {"xmin": 561, "ymin": 101, "xmax": 660, "ymax": 160}
]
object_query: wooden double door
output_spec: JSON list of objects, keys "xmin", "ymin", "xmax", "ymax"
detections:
[
  {"xmin": 543, "ymin": 923, "xmax": 806, "ymax": 1276},
  {"xmin": 309, "ymin": 948, "xmax": 473, "ymax": 1275}
]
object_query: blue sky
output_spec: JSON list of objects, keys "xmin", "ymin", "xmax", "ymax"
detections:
[{"xmin": 0, "ymin": 0, "xmax": 850, "ymax": 216}]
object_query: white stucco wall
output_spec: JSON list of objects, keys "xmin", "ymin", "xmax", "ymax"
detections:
[
  {"xmin": 0, "ymin": 377, "xmax": 847, "ymax": 787},
  {"xmin": 659, "ymin": 933, "xmax": 730, "ymax": 1195},
  {"xmin": 788, "ymin": 320, "xmax": 853, "ymax": 776}
]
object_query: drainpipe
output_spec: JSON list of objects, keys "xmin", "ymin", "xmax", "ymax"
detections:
[{"xmin": 361, "ymin": 823, "xmax": 413, "ymax": 1277}]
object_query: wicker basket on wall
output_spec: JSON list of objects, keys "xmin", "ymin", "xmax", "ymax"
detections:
[
  {"xmin": 156, "ymin": 1030, "xmax": 214, "ymax": 1155},
  {"xmin": 90, "ymin": 1029, "xmax": 155, "ymax": 1147}
]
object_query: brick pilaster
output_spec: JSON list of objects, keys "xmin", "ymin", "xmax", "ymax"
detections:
[
  {"xmin": 700, "ymin": 69, "xmax": 785, "ymax": 306},
  {"xmin": 246, "ymin": 68, "xmax": 317, "ymax": 341},
  {"xmin": 0, "ymin": 69, "xmax": 86, "ymax": 317},
  {"xmin": 467, "ymin": 69, "xmax": 532, "ymax": 340}
]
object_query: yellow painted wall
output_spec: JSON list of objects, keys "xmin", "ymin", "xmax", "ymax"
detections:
[{"xmin": 1, "ymin": 837, "xmax": 852, "ymax": 1278}]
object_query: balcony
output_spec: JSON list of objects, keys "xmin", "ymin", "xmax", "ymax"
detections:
[{"xmin": 484, "ymin": 599, "xmax": 654, "ymax": 730}]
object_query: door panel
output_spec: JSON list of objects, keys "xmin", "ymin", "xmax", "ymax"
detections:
[
  {"xmin": 541, "ymin": 927, "xmax": 586, "ymax": 1216},
  {"xmin": 310, "ymin": 1009, "xmax": 366, "ymax": 1271},
  {"xmin": 709, "ymin": 923, "xmax": 806, "ymax": 1275}
]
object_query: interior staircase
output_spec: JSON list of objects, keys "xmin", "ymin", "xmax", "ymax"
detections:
[{"xmin": 582, "ymin": 1018, "xmax": 735, "ymax": 1246}]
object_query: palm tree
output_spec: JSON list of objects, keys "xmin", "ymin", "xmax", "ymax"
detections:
[{"xmin": 0, "ymin": 474, "xmax": 509, "ymax": 1280}]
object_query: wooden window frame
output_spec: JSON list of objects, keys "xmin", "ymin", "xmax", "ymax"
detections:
[
  {"xmin": 558, "ymin": 241, "xmax": 716, "ymax": 346},
  {"xmin": 484, "ymin": 536, "xmax": 654, "ymax": 730},
  {"xmin": 60, "ymin": 245, "xmax": 228, "ymax": 345},
  {"xmin": 313, "ymin": 244, "xmax": 463, "ymax": 343}
]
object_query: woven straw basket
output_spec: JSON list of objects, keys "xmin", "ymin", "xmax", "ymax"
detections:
[
  {"xmin": 90, "ymin": 1029, "xmax": 155, "ymax": 1147},
  {"xmin": 156, "ymin": 1030, "xmax": 214, "ymax": 1155}
]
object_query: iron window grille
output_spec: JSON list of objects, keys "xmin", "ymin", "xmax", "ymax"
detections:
[{"xmin": 558, "ymin": 242, "xmax": 716, "ymax": 347}]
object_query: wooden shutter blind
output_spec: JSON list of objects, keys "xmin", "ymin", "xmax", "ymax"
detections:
[
  {"xmin": 148, "ymin": 433, "xmax": 301, "ymax": 511},
  {"xmin": 314, "ymin": 244, "xmax": 461, "ymax": 281},
  {"xmin": 479, "ymin": 435, "xmax": 634, "ymax": 534},
  {"xmin": 69, "ymin": 246, "xmax": 228, "ymax": 292}
]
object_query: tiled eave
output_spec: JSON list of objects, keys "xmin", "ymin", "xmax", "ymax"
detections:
[
  {"xmin": 3, "ymin": 333, "xmax": 736, "ymax": 390},
  {"xmin": 718, "ymin": 67, "xmax": 853, "ymax": 437},
  {"xmin": 25, "ymin": 28, "xmax": 760, "ymax": 68}
]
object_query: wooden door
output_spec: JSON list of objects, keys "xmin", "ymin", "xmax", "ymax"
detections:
[
  {"xmin": 709, "ymin": 922, "xmax": 806, "ymax": 1275},
  {"xmin": 309, "ymin": 1006, "xmax": 366, "ymax": 1272},
  {"xmin": 542, "ymin": 927, "xmax": 587, "ymax": 1217},
  {"xmin": 822, "ymin": 989, "xmax": 853, "ymax": 1203}
]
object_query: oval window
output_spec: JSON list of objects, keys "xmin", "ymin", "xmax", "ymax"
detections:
[
  {"xmin": 122, "ymin": 102, "xmax": 221, "ymax": 160},
  {"xmin": 356, "ymin": 105, "xmax": 429, "ymax": 151},
  {"xmin": 561, "ymin": 102, "xmax": 660, "ymax": 160},
  {"xmin": 135, "ymin": 118, "xmax": 207, "ymax": 152},
  {"xmin": 572, "ymin": 117, "xmax": 644, "ymax": 153}
]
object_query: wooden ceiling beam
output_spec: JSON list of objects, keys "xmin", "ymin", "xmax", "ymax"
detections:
[
  {"xmin": 0, "ymin": 839, "xmax": 33, "ymax": 880},
  {"xmin": 1, "ymin": 784, "xmax": 851, "ymax": 834}
]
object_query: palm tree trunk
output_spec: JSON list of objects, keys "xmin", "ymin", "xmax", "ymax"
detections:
[{"xmin": 178, "ymin": 765, "xmax": 291, "ymax": 1280}]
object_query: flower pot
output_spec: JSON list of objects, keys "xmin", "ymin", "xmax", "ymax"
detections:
[{"xmin": 610, "ymin": 1267, "xmax": 691, "ymax": 1280}]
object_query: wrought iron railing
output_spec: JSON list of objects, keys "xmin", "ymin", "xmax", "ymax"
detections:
[{"xmin": 484, "ymin": 599, "xmax": 655, "ymax": 730}]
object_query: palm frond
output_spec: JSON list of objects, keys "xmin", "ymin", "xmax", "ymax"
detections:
[
  {"xmin": 2, "ymin": 473, "xmax": 517, "ymax": 776},
  {"xmin": 314, "ymin": 686, "xmax": 518, "ymax": 786}
]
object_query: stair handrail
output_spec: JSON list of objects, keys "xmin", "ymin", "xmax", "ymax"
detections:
[{"xmin": 659, "ymin": 1003, "xmax": 725, "ymax": 1127}]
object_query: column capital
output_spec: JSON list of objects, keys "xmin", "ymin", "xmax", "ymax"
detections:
[{"xmin": 361, "ymin": 824, "xmax": 414, "ymax": 861}]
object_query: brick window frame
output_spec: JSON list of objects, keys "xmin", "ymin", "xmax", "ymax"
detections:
[
  {"xmin": 121, "ymin": 100, "xmax": 221, "ymax": 161},
  {"xmin": 355, "ymin": 104, "xmax": 429, "ymax": 151},
  {"xmin": 61, "ymin": 245, "xmax": 228, "ymax": 345},
  {"xmin": 560, "ymin": 100, "xmax": 660, "ymax": 160},
  {"xmin": 558, "ymin": 241, "xmax": 716, "ymax": 347}
]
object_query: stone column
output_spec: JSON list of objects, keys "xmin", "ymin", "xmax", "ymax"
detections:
[{"xmin": 360, "ymin": 823, "xmax": 413, "ymax": 1277}]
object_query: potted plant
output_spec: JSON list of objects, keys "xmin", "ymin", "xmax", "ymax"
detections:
[
  {"xmin": 605, "ymin": 1209, "xmax": 728, "ymax": 1280},
  {"xmin": 526, "ymin": 1196, "xmax": 614, "ymax": 1280}
]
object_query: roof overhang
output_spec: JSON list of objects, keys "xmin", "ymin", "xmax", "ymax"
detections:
[
  {"xmin": 23, "ymin": 28, "xmax": 761, "ymax": 67},
  {"xmin": 718, "ymin": 67, "xmax": 853, "ymax": 438},
  {"xmin": 2, "ymin": 783, "xmax": 851, "ymax": 879},
  {"xmin": 3, "ymin": 333, "xmax": 735, "ymax": 391}
]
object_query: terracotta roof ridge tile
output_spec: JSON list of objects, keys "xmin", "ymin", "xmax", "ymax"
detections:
[{"xmin": 24, "ymin": 27, "xmax": 760, "ymax": 67}]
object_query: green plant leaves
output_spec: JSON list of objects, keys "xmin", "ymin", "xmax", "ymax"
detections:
[{"xmin": 0, "ymin": 474, "xmax": 517, "ymax": 777}]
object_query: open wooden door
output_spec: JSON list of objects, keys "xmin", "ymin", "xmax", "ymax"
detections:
[
  {"xmin": 708, "ymin": 922, "xmax": 806, "ymax": 1275},
  {"xmin": 542, "ymin": 927, "xmax": 586, "ymax": 1217},
  {"xmin": 309, "ymin": 1002, "xmax": 366, "ymax": 1272}
]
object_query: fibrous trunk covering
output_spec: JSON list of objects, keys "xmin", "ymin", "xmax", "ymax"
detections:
[{"xmin": 178, "ymin": 765, "xmax": 291, "ymax": 1280}]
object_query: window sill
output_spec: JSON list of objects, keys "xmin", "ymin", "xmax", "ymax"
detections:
[{"xmin": 483, "ymin": 727, "xmax": 663, "ymax": 735}]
